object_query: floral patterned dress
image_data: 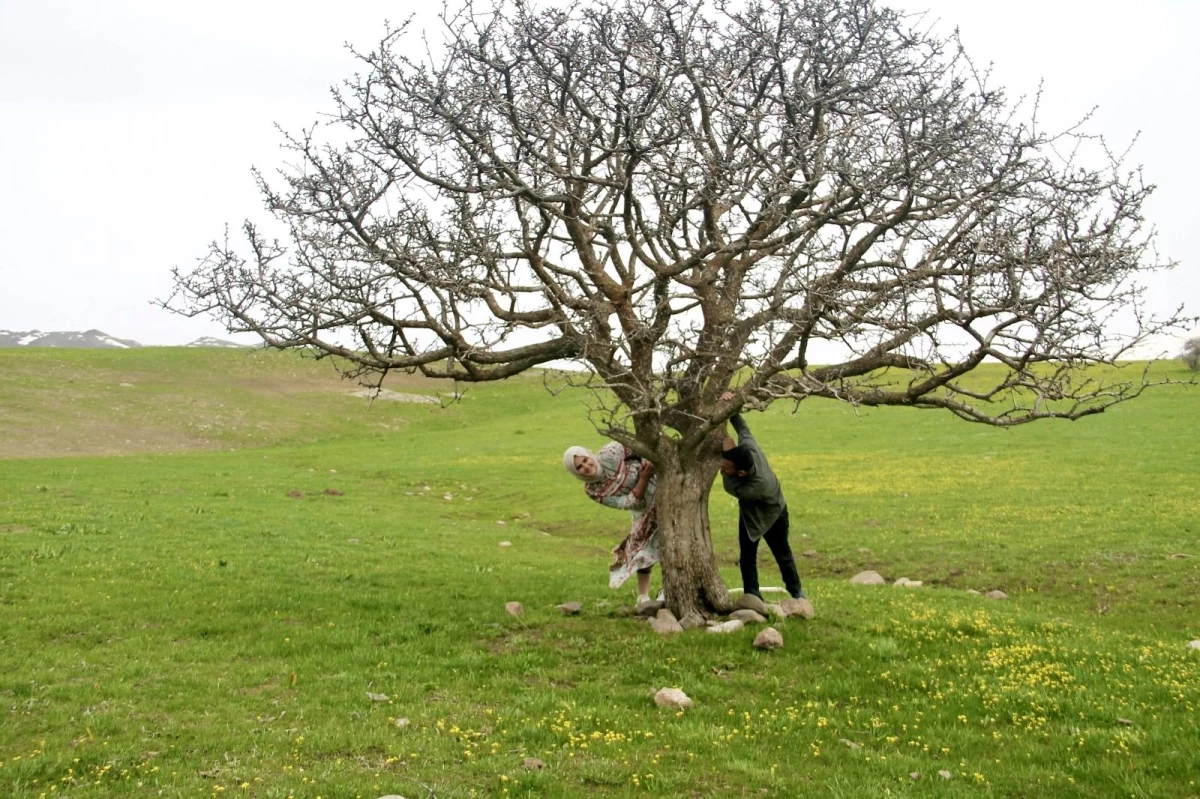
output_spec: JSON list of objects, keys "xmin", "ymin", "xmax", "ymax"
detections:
[{"xmin": 584, "ymin": 442, "xmax": 661, "ymax": 588}]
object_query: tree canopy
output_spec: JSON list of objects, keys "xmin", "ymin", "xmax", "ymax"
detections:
[{"xmin": 170, "ymin": 0, "xmax": 1183, "ymax": 448}]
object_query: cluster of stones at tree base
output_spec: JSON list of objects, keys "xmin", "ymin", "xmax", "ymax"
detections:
[
  {"xmin": 635, "ymin": 593, "xmax": 809, "ymax": 645},
  {"xmin": 508, "ymin": 573, "xmax": 1019, "ymax": 625}
]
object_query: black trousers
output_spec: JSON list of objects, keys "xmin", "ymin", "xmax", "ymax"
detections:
[{"xmin": 738, "ymin": 507, "xmax": 804, "ymax": 600}]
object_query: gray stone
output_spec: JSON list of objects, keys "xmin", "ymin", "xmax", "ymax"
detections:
[
  {"xmin": 393, "ymin": 717, "xmax": 410, "ymax": 729},
  {"xmin": 654, "ymin": 687, "xmax": 692, "ymax": 709},
  {"xmin": 839, "ymin": 738, "xmax": 862, "ymax": 750},
  {"xmin": 752, "ymin": 627, "xmax": 783, "ymax": 650},
  {"xmin": 679, "ymin": 611, "xmax": 705, "ymax": 630},
  {"xmin": 894, "ymin": 577, "xmax": 923, "ymax": 588},
  {"xmin": 730, "ymin": 609, "xmax": 767, "ymax": 624},
  {"xmin": 650, "ymin": 613, "xmax": 684, "ymax": 635},
  {"xmin": 504, "ymin": 601, "xmax": 524, "ymax": 617},
  {"xmin": 985, "ymin": 590, "xmax": 1008, "ymax": 600},
  {"xmin": 1188, "ymin": 640, "xmax": 1200, "ymax": 650},
  {"xmin": 780, "ymin": 597, "xmax": 815, "ymax": 620},
  {"xmin": 765, "ymin": 603, "xmax": 786, "ymax": 619},
  {"xmin": 734, "ymin": 593, "xmax": 770, "ymax": 615},
  {"xmin": 556, "ymin": 602, "xmax": 582, "ymax": 615},
  {"xmin": 849, "ymin": 570, "xmax": 886, "ymax": 585},
  {"xmin": 801, "ymin": 549, "xmax": 818, "ymax": 558},
  {"xmin": 909, "ymin": 772, "xmax": 920, "ymax": 780},
  {"xmin": 366, "ymin": 691, "xmax": 389, "ymax": 702},
  {"xmin": 707, "ymin": 619, "xmax": 745, "ymax": 634},
  {"xmin": 938, "ymin": 770, "xmax": 952, "ymax": 780},
  {"xmin": 523, "ymin": 757, "xmax": 546, "ymax": 770},
  {"xmin": 966, "ymin": 589, "xmax": 982, "ymax": 596},
  {"xmin": 635, "ymin": 599, "xmax": 666, "ymax": 617}
]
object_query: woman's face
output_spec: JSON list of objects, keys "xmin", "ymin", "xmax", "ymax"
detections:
[{"xmin": 573, "ymin": 454, "xmax": 599, "ymax": 479}]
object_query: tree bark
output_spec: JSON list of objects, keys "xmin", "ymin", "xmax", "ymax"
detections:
[{"xmin": 656, "ymin": 456, "xmax": 735, "ymax": 620}]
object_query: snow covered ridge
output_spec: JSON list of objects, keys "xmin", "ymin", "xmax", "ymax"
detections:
[
  {"xmin": 0, "ymin": 329, "xmax": 142, "ymax": 348},
  {"xmin": 184, "ymin": 336, "xmax": 251, "ymax": 348},
  {"xmin": 0, "ymin": 330, "xmax": 256, "ymax": 348}
]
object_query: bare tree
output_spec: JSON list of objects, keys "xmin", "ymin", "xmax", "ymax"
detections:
[
  {"xmin": 1181, "ymin": 339, "xmax": 1200, "ymax": 372},
  {"xmin": 167, "ymin": 0, "xmax": 1188, "ymax": 618}
]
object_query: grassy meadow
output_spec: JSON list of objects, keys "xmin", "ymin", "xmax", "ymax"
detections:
[{"xmin": 0, "ymin": 348, "xmax": 1198, "ymax": 798}]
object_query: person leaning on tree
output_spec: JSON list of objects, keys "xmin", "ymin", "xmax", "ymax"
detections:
[{"xmin": 718, "ymin": 392, "xmax": 815, "ymax": 620}]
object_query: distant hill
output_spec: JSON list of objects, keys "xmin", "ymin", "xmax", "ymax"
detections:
[
  {"xmin": 0, "ymin": 329, "xmax": 142, "ymax": 348},
  {"xmin": 185, "ymin": 337, "xmax": 252, "ymax": 348}
]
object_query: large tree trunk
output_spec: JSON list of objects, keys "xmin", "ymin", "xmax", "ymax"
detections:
[{"xmin": 656, "ymin": 456, "xmax": 735, "ymax": 620}]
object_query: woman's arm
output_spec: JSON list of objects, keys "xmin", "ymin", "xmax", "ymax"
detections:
[
  {"xmin": 588, "ymin": 460, "xmax": 655, "ymax": 510},
  {"xmin": 630, "ymin": 460, "xmax": 655, "ymax": 502}
]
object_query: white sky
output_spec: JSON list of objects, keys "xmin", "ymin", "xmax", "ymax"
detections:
[{"xmin": 0, "ymin": 0, "xmax": 1196, "ymax": 346}]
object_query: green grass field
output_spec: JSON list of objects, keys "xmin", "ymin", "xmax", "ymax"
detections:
[{"xmin": 1, "ymin": 348, "xmax": 1197, "ymax": 798}]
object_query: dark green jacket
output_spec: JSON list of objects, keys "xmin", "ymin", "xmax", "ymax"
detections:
[{"xmin": 721, "ymin": 414, "xmax": 787, "ymax": 541}]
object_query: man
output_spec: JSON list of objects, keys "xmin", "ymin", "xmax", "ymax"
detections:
[{"xmin": 719, "ymin": 393, "xmax": 814, "ymax": 619}]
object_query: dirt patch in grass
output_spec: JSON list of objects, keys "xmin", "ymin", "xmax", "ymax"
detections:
[
  {"xmin": 0, "ymin": 349, "xmax": 447, "ymax": 458},
  {"xmin": 0, "ymin": 413, "xmax": 219, "ymax": 458}
]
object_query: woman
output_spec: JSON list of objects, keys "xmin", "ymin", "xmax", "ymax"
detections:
[{"xmin": 563, "ymin": 442, "xmax": 660, "ymax": 604}]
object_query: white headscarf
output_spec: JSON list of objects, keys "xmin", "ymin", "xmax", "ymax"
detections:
[{"xmin": 563, "ymin": 446, "xmax": 600, "ymax": 482}]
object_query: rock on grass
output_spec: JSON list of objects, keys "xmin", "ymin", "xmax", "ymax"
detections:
[
  {"xmin": 707, "ymin": 619, "xmax": 744, "ymax": 634},
  {"xmin": 654, "ymin": 687, "xmax": 693, "ymax": 709},
  {"xmin": 650, "ymin": 609, "xmax": 684, "ymax": 635},
  {"xmin": 635, "ymin": 599, "xmax": 666, "ymax": 617},
  {"xmin": 780, "ymin": 597, "xmax": 815, "ymax": 619},
  {"xmin": 734, "ymin": 593, "xmax": 770, "ymax": 615},
  {"xmin": 753, "ymin": 627, "xmax": 783, "ymax": 650},
  {"xmin": 849, "ymin": 570, "xmax": 885, "ymax": 585},
  {"xmin": 730, "ymin": 609, "xmax": 767, "ymax": 624}
]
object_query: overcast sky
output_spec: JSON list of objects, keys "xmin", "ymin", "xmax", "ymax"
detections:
[{"xmin": 1, "ymin": 0, "xmax": 1196, "ymax": 346}]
